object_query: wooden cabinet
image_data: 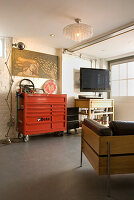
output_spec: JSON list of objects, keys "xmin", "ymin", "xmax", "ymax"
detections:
[{"xmin": 75, "ymin": 99, "xmax": 114, "ymax": 126}]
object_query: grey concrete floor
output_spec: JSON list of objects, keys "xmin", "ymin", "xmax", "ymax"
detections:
[{"xmin": 0, "ymin": 131, "xmax": 134, "ymax": 200}]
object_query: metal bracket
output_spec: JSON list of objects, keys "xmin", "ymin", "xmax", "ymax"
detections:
[
  {"xmin": 80, "ymin": 134, "xmax": 83, "ymax": 167},
  {"xmin": 106, "ymin": 142, "xmax": 117, "ymax": 200}
]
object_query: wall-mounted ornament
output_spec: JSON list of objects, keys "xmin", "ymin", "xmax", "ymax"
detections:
[
  {"xmin": 12, "ymin": 48, "xmax": 58, "ymax": 79},
  {"xmin": 43, "ymin": 80, "xmax": 57, "ymax": 94}
]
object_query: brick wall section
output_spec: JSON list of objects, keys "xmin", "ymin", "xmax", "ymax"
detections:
[{"xmin": 0, "ymin": 38, "xmax": 11, "ymax": 140}]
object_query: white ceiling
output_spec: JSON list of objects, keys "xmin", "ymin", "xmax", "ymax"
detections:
[
  {"xmin": 0, "ymin": 0, "xmax": 134, "ymax": 56},
  {"xmin": 77, "ymin": 30, "xmax": 134, "ymax": 59}
]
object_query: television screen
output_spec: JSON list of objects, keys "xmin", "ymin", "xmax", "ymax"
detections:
[{"xmin": 80, "ymin": 68, "xmax": 110, "ymax": 92}]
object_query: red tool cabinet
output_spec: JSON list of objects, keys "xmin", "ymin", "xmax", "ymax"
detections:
[{"xmin": 17, "ymin": 93, "xmax": 67, "ymax": 140}]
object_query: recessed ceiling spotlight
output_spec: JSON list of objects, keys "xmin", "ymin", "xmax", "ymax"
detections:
[{"xmin": 50, "ymin": 34, "xmax": 55, "ymax": 38}]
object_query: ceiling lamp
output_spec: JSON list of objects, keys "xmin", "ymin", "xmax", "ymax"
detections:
[{"xmin": 63, "ymin": 18, "xmax": 93, "ymax": 42}]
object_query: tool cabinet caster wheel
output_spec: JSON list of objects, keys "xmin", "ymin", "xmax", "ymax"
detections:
[
  {"xmin": 56, "ymin": 131, "xmax": 63, "ymax": 136},
  {"xmin": 58, "ymin": 131, "xmax": 63, "ymax": 136},
  {"xmin": 60, "ymin": 132, "xmax": 64, "ymax": 136},
  {"xmin": 18, "ymin": 133, "xmax": 23, "ymax": 139},
  {"xmin": 23, "ymin": 135, "xmax": 29, "ymax": 142}
]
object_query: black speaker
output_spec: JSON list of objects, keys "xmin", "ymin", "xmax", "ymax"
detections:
[{"xmin": 67, "ymin": 107, "xmax": 79, "ymax": 133}]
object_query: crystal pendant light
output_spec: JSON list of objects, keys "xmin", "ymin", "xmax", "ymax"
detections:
[{"xmin": 63, "ymin": 18, "xmax": 93, "ymax": 42}]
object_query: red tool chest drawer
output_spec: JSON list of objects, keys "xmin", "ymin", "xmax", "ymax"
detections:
[{"xmin": 18, "ymin": 93, "xmax": 67, "ymax": 137}]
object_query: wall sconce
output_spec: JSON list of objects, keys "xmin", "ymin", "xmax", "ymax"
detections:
[{"xmin": 12, "ymin": 42, "xmax": 25, "ymax": 50}]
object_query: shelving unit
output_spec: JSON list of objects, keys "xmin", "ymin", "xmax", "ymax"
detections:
[{"xmin": 75, "ymin": 99, "xmax": 114, "ymax": 126}]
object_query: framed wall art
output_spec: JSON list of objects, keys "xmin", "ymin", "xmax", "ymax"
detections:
[{"xmin": 12, "ymin": 48, "xmax": 58, "ymax": 79}]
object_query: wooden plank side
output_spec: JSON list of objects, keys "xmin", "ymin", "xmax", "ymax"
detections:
[
  {"xmin": 82, "ymin": 139, "xmax": 99, "ymax": 175},
  {"xmin": 83, "ymin": 124, "xmax": 134, "ymax": 155},
  {"xmin": 99, "ymin": 155, "xmax": 134, "ymax": 175},
  {"xmin": 82, "ymin": 124, "xmax": 100, "ymax": 155},
  {"xmin": 75, "ymin": 99, "xmax": 89, "ymax": 108},
  {"xmin": 82, "ymin": 122, "xmax": 134, "ymax": 175},
  {"xmin": 100, "ymin": 135, "xmax": 134, "ymax": 155}
]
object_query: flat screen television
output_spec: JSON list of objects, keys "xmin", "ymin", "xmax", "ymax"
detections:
[{"xmin": 80, "ymin": 68, "xmax": 111, "ymax": 92}]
